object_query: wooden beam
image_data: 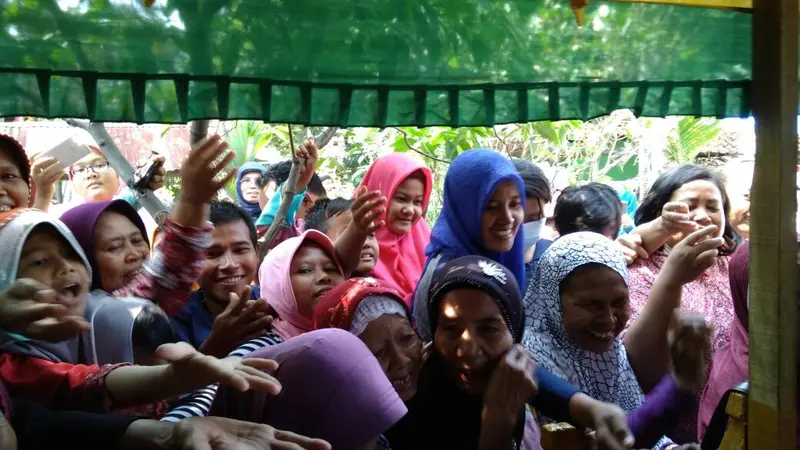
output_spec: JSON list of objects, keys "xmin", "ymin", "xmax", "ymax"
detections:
[
  {"xmin": 749, "ymin": 0, "xmax": 798, "ymax": 448},
  {"xmin": 604, "ymin": 0, "xmax": 751, "ymax": 8}
]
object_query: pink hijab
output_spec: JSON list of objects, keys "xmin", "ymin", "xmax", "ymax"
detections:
[
  {"xmin": 698, "ymin": 241, "xmax": 750, "ymax": 439},
  {"xmin": 259, "ymin": 230, "xmax": 343, "ymax": 340},
  {"xmin": 355, "ymin": 153, "xmax": 432, "ymax": 301}
]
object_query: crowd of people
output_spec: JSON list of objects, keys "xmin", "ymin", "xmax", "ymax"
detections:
[{"xmin": 0, "ymin": 130, "xmax": 772, "ymax": 450}]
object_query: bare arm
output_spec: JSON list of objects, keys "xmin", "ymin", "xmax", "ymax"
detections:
[
  {"xmin": 623, "ymin": 226, "xmax": 723, "ymax": 392},
  {"xmin": 105, "ymin": 343, "xmax": 280, "ymax": 407},
  {"xmin": 623, "ymin": 275, "xmax": 682, "ymax": 391},
  {"xmin": 334, "ymin": 188, "xmax": 386, "ymax": 275}
]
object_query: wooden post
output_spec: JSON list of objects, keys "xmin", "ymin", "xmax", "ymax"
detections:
[{"xmin": 749, "ymin": 0, "xmax": 798, "ymax": 448}]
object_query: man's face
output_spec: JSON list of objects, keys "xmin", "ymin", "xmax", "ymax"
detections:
[{"xmin": 199, "ymin": 220, "xmax": 258, "ymax": 311}]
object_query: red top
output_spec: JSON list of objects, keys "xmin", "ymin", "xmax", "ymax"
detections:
[{"xmin": 0, "ymin": 353, "xmax": 167, "ymax": 417}]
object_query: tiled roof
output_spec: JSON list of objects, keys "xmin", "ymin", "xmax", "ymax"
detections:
[{"xmin": 0, "ymin": 120, "xmax": 191, "ymax": 171}]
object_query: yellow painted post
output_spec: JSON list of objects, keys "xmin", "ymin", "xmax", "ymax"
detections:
[{"xmin": 749, "ymin": 0, "xmax": 798, "ymax": 448}]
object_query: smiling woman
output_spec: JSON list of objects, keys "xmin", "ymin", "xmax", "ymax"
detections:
[
  {"xmin": 413, "ymin": 149, "xmax": 527, "ymax": 343},
  {"xmin": 258, "ymin": 229, "xmax": 345, "ymax": 340},
  {"xmin": 0, "ymin": 134, "xmax": 33, "ymax": 210}
]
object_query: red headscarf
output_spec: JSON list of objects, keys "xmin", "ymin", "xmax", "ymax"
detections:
[
  {"xmin": 355, "ymin": 154, "xmax": 432, "ymax": 302},
  {"xmin": 0, "ymin": 134, "xmax": 35, "ymax": 207},
  {"xmin": 312, "ymin": 277, "xmax": 408, "ymax": 331}
]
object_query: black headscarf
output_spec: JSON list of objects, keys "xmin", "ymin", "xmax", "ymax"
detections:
[{"xmin": 386, "ymin": 255, "xmax": 526, "ymax": 450}]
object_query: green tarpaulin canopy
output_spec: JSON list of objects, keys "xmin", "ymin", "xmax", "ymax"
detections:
[{"xmin": 0, "ymin": 0, "xmax": 751, "ymax": 125}]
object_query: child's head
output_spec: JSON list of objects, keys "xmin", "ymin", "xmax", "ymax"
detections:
[
  {"xmin": 1, "ymin": 209, "xmax": 92, "ymax": 317},
  {"xmin": 289, "ymin": 240, "xmax": 345, "ymax": 318},
  {"xmin": 386, "ymin": 170, "xmax": 427, "ymax": 235},
  {"xmin": 131, "ymin": 304, "xmax": 178, "ymax": 366},
  {"xmin": 260, "ymin": 230, "xmax": 346, "ymax": 338},
  {"xmin": 60, "ymin": 200, "xmax": 150, "ymax": 292},
  {"xmin": 554, "ymin": 183, "xmax": 623, "ymax": 240},
  {"xmin": 304, "ymin": 197, "xmax": 379, "ymax": 275},
  {"xmin": 305, "ymin": 198, "xmax": 353, "ymax": 239},
  {"xmin": 69, "ymin": 148, "xmax": 121, "ymax": 202}
]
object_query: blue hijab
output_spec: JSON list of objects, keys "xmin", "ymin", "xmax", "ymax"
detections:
[
  {"xmin": 425, "ymin": 149, "xmax": 527, "ymax": 289},
  {"xmin": 235, "ymin": 162, "xmax": 267, "ymax": 219}
]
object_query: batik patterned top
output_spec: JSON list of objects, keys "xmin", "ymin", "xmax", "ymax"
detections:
[{"xmin": 114, "ymin": 218, "xmax": 212, "ymax": 317}]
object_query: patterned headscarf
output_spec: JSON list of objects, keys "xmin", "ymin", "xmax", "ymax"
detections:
[
  {"xmin": 521, "ymin": 231, "xmax": 644, "ymax": 413},
  {"xmin": 313, "ymin": 277, "xmax": 409, "ymax": 336}
]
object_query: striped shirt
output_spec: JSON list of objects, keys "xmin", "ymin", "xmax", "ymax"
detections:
[{"xmin": 160, "ymin": 332, "xmax": 284, "ymax": 422}]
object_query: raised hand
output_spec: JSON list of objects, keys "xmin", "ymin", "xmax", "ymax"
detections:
[
  {"xmin": 0, "ymin": 279, "xmax": 89, "ymax": 342},
  {"xmin": 31, "ymin": 155, "xmax": 67, "ymax": 190},
  {"xmin": 350, "ymin": 186, "xmax": 387, "ymax": 235},
  {"xmin": 143, "ymin": 155, "xmax": 167, "ymax": 191},
  {"xmin": 156, "ymin": 342, "xmax": 282, "ymax": 395},
  {"xmin": 660, "ymin": 202, "xmax": 699, "ymax": 236},
  {"xmin": 179, "ymin": 135, "xmax": 236, "ymax": 206},
  {"xmin": 482, "ymin": 345, "xmax": 538, "ymax": 426},
  {"xmin": 616, "ymin": 233, "xmax": 649, "ymax": 266},
  {"xmin": 661, "ymin": 225, "xmax": 724, "ymax": 286},
  {"xmin": 200, "ymin": 287, "xmax": 274, "ymax": 358},
  {"xmin": 294, "ymin": 138, "xmax": 319, "ymax": 192},
  {"xmin": 668, "ymin": 310, "xmax": 712, "ymax": 393}
]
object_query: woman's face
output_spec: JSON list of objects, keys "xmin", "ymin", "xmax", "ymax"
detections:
[
  {"xmin": 359, "ymin": 313, "xmax": 422, "ymax": 402},
  {"xmin": 93, "ymin": 211, "xmax": 150, "ymax": 292},
  {"xmin": 18, "ymin": 226, "xmax": 90, "ymax": 317},
  {"xmin": 481, "ymin": 180, "xmax": 524, "ymax": 253},
  {"xmin": 666, "ymin": 179, "xmax": 725, "ymax": 247},
  {"xmin": 387, "ymin": 175, "xmax": 425, "ymax": 235},
  {"xmin": 71, "ymin": 153, "xmax": 120, "ymax": 202},
  {"xmin": 289, "ymin": 242, "xmax": 344, "ymax": 318},
  {"xmin": 560, "ymin": 265, "xmax": 630, "ymax": 354},
  {"xmin": 0, "ymin": 147, "xmax": 30, "ymax": 210},
  {"xmin": 239, "ymin": 172, "xmax": 262, "ymax": 204},
  {"xmin": 434, "ymin": 289, "xmax": 514, "ymax": 396}
]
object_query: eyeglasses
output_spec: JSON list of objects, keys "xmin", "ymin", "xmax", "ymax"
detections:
[{"xmin": 71, "ymin": 162, "xmax": 111, "ymax": 177}]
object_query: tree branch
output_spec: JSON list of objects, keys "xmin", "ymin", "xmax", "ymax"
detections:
[
  {"xmin": 256, "ymin": 126, "xmax": 338, "ymax": 262},
  {"xmin": 315, "ymin": 126, "xmax": 338, "ymax": 149},
  {"xmin": 393, "ymin": 127, "xmax": 451, "ymax": 164},
  {"xmin": 258, "ymin": 125, "xmax": 300, "ymax": 260}
]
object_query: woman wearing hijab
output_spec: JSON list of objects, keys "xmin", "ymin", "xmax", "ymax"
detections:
[
  {"xmin": 160, "ymin": 229, "xmax": 341, "ymax": 424},
  {"xmin": 214, "ymin": 328, "xmax": 407, "ymax": 450},
  {"xmin": 260, "ymin": 229, "xmax": 346, "ymax": 340},
  {"xmin": 0, "ymin": 209, "xmax": 280, "ymax": 417},
  {"xmin": 413, "ymin": 149, "xmax": 526, "ymax": 342},
  {"xmin": 0, "ymin": 134, "xmax": 35, "ymax": 211},
  {"xmin": 393, "ymin": 255, "xmax": 644, "ymax": 450},
  {"xmin": 313, "ymin": 277, "xmax": 422, "ymax": 403},
  {"xmin": 355, "ymin": 153, "xmax": 433, "ymax": 300},
  {"xmin": 523, "ymin": 232, "xmax": 710, "ymax": 449},
  {"xmin": 235, "ymin": 162, "xmax": 267, "ymax": 220},
  {"xmin": 59, "ymin": 136, "xmax": 234, "ymax": 316},
  {"xmin": 697, "ymin": 242, "xmax": 749, "ymax": 439},
  {"xmin": 59, "ymin": 199, "xmax": 205, "ymax": 316}
]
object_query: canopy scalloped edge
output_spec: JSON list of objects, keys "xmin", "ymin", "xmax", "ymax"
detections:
[{"xmin": 0, "ymin": 69, "xmax": 752, "ymax": 126}]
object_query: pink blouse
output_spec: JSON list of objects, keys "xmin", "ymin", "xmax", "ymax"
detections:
[
  {"xmin": 625, "ymin": 249, "xmax": 733, "ymax": 443},
  {"xmin": 626, "ymin": 249, "xmax": 734, "ymax": 354}
]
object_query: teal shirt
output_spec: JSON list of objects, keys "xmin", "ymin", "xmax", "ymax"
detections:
[{"xmin": 255, "ymin": 181, "xmax": 307, "ymax": 227}]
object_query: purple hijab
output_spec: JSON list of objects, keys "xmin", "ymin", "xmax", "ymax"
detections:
[
  {"xmin": 214, "ymin": 329, "xmax": 407, "ymax": 449},
  {"xmin": 60, "ymin": 200, "xmax": 148, "ymax": 290}
]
